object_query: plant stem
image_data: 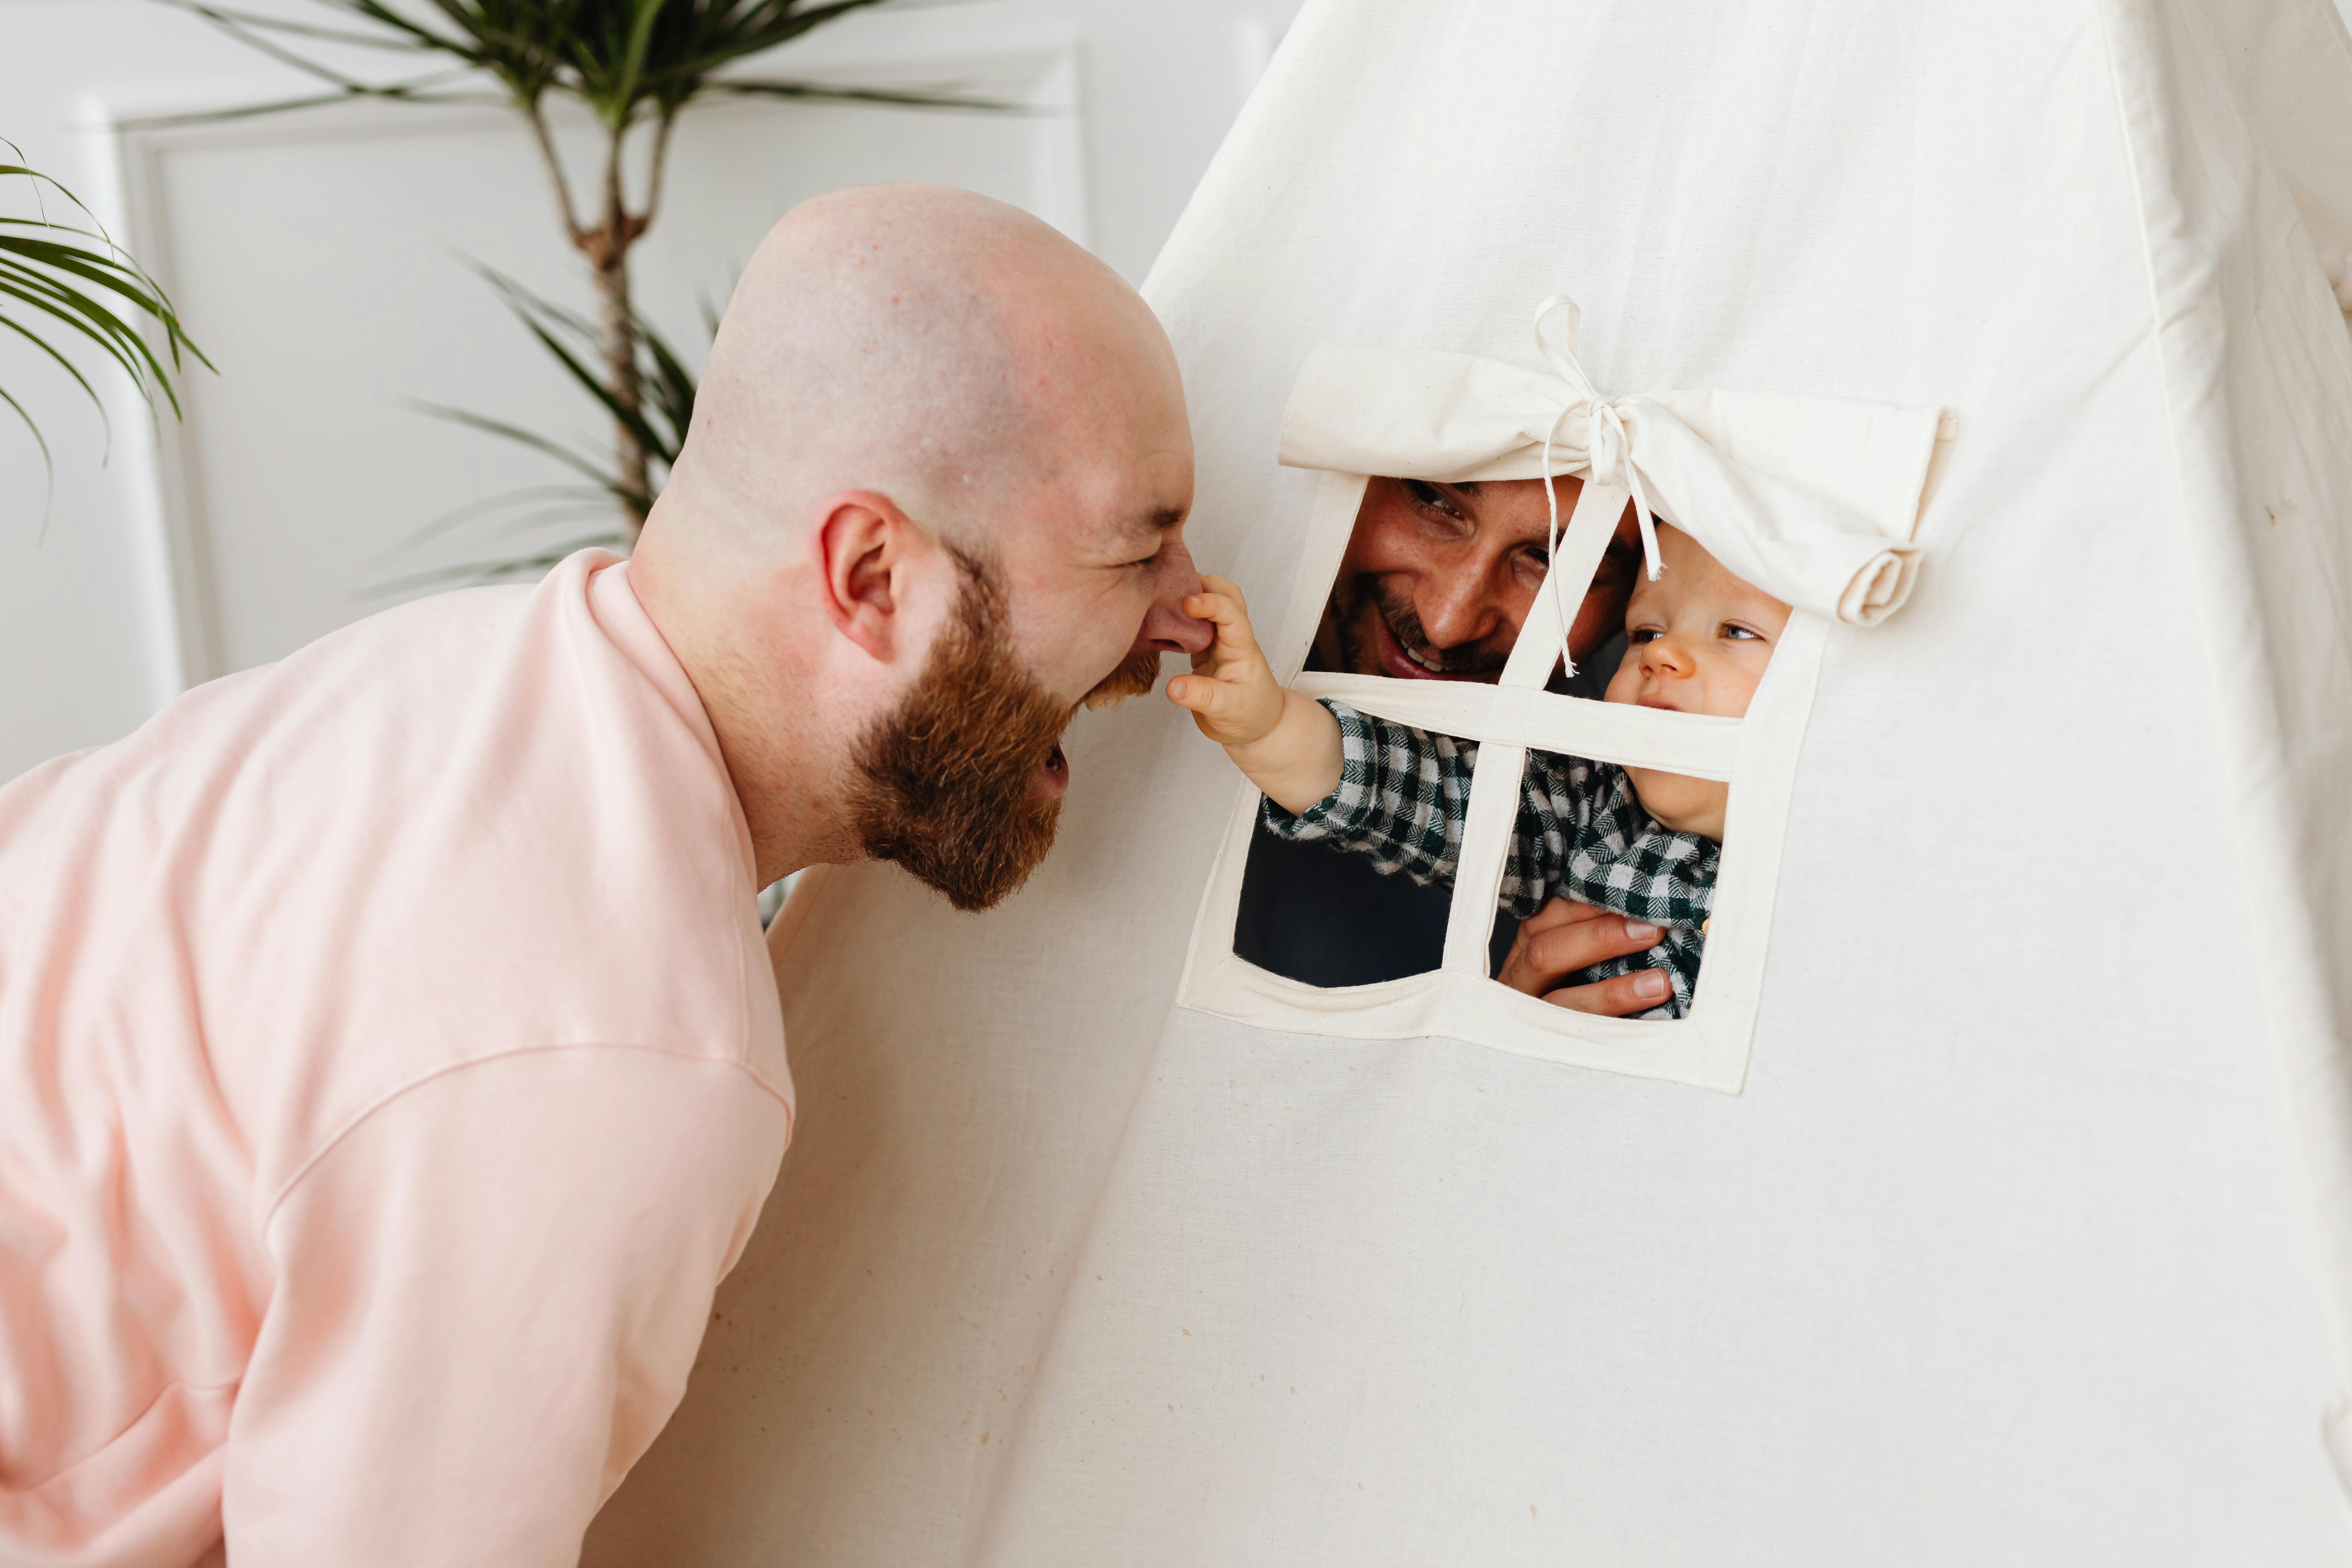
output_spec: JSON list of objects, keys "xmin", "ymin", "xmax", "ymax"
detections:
[
  {"xmin": 595, "ymin": 116, "xmax": 653, "ymax": 537},
  {"xmin": 523, "ymin": 97, "xmax": 650, "ymax": 539},
  {"xmin": 523, "ymin": 97, "xmax": 585, "ymax": 245},
  {"xmin": 640, "ymin": 108, "xmax": 679, "ymax": 234}
]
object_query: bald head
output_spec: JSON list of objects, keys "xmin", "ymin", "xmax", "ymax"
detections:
[
  {"xmin": 662, "ymin": 184, "xmax": 1179, "ymax": 560},
  {"xmin": 630, "ymin": 184, "xmax": 1211, "ymax": 889}
]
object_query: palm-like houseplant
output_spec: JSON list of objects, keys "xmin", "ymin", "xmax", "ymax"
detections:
[
  {"xmin": 163, "ymin": 0, "xmax": 1000, "ymax": 569},
  {"xmin": 1, "ymin": 144, "xmax": 209, "ymax": 516}
]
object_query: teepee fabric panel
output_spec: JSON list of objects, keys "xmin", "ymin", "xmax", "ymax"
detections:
[
  {"xmin": 583, "ymin": 2, "xmax": 2352, "ymax": 1563},
  {"xmin": 2098, "ymin": 0, "xmax": 2352, "ymax": 1488}
]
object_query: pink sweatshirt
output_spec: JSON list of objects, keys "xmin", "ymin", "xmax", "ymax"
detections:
[{"xmin": 0, "ymin": 552, "xmax": 794, "ymax": 1567}]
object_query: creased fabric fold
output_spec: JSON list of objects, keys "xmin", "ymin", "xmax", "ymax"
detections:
[{"xmin": 1276, "ymin": 329, "xmax": 1947, "ymax": 626}]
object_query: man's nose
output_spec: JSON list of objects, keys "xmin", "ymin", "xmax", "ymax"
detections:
[
  {"xmin": 1418, "ymin": 574, "xmax": 1497, "ymax": 650},
  {"xmin": 1138, "ymin": 552, "xmax": 1212, "ymax": 654}
]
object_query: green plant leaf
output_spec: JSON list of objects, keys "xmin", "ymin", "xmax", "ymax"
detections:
[
  {"xmin": 610, "ymin": 0, "xmax": 674, "ymax": 124},
  {"xmin": 163, "ymin": 0, "xmax": 1009, "ymax": 133},
  {"xmin": 706, "ymin": 78, "xmax": 1022, "ymax": 113},
  {"xmin": 0, "ymin": 381, "xmax": 56, "ymax": 515},
  {"xmin": 147, "ymin": 2, "xmax": 434, "ymax": 50},
  {"xmin": 464, "ymin": 264, "xmax": 672, "ymax": 463},
  {"xmin": 0, "ymin": 267, "xmax": 181, "ymax": 416},
  {"xmin": 0, "ymin": 142, "xmax": 206, "ymax": 523},
  {"xmin": 408, "ymin": 401, "xmax": 619, "ymax": 489},
  {"xmin": 369, "ymin": 479, "xmax": 614, "ymax": 563},
  {"xmin": 0, "ymin": 308, "xmax": 113, "ymax": 454}
]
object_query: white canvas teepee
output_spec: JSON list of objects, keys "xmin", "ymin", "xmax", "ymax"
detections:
[{"xmin": 585, "ymin": 0, "xmax": 2352, "ymax": 1561}]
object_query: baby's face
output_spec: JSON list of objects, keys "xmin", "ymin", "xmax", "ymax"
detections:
[{"xmin": 1602, "ymin": 524, "xmax": 1792, "ymax": 840}]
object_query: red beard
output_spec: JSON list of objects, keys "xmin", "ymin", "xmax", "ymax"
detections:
[{"xmin": 850, "ymin": 551, "xmax": 1070, "ymax": 912}]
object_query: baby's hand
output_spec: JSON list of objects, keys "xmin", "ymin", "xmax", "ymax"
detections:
[
  {"xmin": 1166, "ymin": 575, "xmax": 1344, "ymax": 815},
  {"xmin": 1166, "ymin": 576, "xmax": 1287, "ymax": 748}
]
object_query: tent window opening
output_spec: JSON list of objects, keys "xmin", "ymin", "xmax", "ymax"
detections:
[
  {"xmin": 1180, "ymin": 312, "xmax": 1940, "ymax": 1092},
  {"xmin": 1232, "ymin": 718, "xmax": 1505, "ymax": 988},
  {"xmin": 1226, "ymin": 474, "xmax": 1633, "ymax": 989},
  {"xmin": 1221, "ymin": 471, "xmax": 1753, "ymax": 1024},
  {"xmin": 1188, "ymin": 469, "xmax": 1808, "ymax": 1090}
]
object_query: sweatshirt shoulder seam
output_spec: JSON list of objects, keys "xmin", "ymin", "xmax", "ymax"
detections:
[{"xmin": 259, "ymin": 1042, "xmax": 792, "ymax": 1236}]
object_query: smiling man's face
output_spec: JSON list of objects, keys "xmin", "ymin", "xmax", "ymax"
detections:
[{"xmin": 1315, "ymin": 475, "xmax": 1641, "ymax": 683}]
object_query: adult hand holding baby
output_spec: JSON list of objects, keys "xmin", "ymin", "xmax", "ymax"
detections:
[{"xmin": 1495, "ymin": 898, "xmax": 1675, "ymax": 1013}]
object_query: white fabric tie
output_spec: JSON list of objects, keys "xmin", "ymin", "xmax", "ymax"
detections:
[{"xmin": 1533, "ymin": 295, "xmax": 1664, "ymax": 677}]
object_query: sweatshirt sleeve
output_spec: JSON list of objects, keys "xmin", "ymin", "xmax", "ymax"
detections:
[{"xmin": 222, "ymin": 1046, "xmax": 791, "ymax": 1568}]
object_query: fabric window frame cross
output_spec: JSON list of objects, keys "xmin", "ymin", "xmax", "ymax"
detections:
[
  {"xmin": 1181, "ymin": 469, "xmax": 1844, "ymax": 1093},
  {"xmin": 1178, "ymin": 313, "xmax": 1943, "ymax": 1091}
]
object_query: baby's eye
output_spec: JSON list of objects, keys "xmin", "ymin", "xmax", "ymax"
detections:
[
  {"xmin": 1627, "ymin": 628, "xmax": 1662, "ymax": 645},
  {"xmin": 1719, "ymin": 623, "xmax": 1763, "ymax": 642}
]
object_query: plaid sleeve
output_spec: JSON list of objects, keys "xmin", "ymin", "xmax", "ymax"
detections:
[
  {"xmin": 1260, "ymin": 708, "xmax": 1721, "ymax": 1019},
  {"xmin": 1260, "ymin": 707, "xmax": 1718, "ymax": 933},
  {"xmin": 1541, "ymin": 761, "xmax": 1718, "ymax": 929},
  {"xmin": 1259, "ymin": 701, "xmax": 1476, "ymax": 889},
  {"xmin": 1516, "ymin": 757, "xmax": 1719, "ymax": 1020}
]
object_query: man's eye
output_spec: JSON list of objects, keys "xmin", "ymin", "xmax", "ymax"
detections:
[{"xmin": 1401, "ymin": 479, "xmax": 1464, "ymax": 519}]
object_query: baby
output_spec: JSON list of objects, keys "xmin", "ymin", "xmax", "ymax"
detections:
[{"xmin": 1170, "ymin": 523, "xmax": 1791, "ymax": 1019}]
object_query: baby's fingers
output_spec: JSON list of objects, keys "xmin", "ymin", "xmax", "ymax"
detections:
[
  {"xmin": 1166, "ymin": 670, "xmax": 1272, "ymax": 743},
  {"xmin": 1183, "ymin": 579, "xmax": 1264, "ymax": 653},
  {"xmin": 1167, "ymin": 671, "xmax": 1239, "ymax": 718},
  {"xmin": 1196, "ymin": 573, "xmax": 1248, "ymax": 616},
  {"xmin": 1183, "ymin": 600, "xmax": 1270, "ymax": 687}
]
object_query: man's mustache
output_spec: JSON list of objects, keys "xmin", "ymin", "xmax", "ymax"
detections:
[
  {"xmin": 1365, "ymin": 586, "xmax": 1505, "ymax": 677},
  {"xmin": 1081, "ymin": 646, "xmax": 1165, "ymax": 710}
]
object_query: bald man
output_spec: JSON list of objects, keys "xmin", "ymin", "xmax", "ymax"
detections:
[{"xmin": 0, "ymin": 187, "xmax": 1209, "ymax": 1567}]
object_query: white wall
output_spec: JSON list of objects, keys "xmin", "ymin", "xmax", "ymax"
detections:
[{"xmin": 0, "ymin": 0, "xmax": 1297, "ymax": 780}]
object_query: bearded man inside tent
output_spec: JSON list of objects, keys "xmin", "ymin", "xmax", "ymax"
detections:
[
  {"xmin": 0, "ymin": 185, "xmax": 1213, "ymax": 1568},
  {"xmin": 1231, "ymin": 474, "xmax": 1675, "ymax": 1013}
]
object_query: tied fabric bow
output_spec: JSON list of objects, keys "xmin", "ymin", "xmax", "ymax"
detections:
[
  {"xmin": 1533, "ymin": 294, "xmax": 1663, "ymax": 677},
  {"xmin": 1275, "ymin": 300, "xmax": 1949, "ymax": 639}
]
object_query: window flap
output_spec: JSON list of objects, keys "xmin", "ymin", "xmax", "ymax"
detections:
[{"xmin": 1274, "ymin": 301, "xmax": 1948, "ymax": 627}]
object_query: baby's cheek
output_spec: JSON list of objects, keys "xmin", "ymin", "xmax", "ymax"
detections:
[
  {"xmin": 1628, "ymin": 767, "xmax": 1729, "ymax": 837},
  {"xmin": 1709, "ymin": 660, "xmax": 1771, "ymax": 720}
]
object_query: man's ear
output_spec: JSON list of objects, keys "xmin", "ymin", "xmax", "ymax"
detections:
[{"xmin": 815, "ymin": 491, "xmax": 923, "ymax": 662}]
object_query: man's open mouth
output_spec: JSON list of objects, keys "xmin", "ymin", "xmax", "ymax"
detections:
[
  {"xmin": 1038, "ymin": 742, "xmax": 1069, "ymax": 798},
  {"xmin": 1370, "ymin": 604, "xmax": 1492, "ymax": 682}
]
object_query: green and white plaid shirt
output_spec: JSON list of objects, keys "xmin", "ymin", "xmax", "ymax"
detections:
[{"xmin": 1260, "ymin": 700, "xmax": 1715, "ymax": 1019}]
